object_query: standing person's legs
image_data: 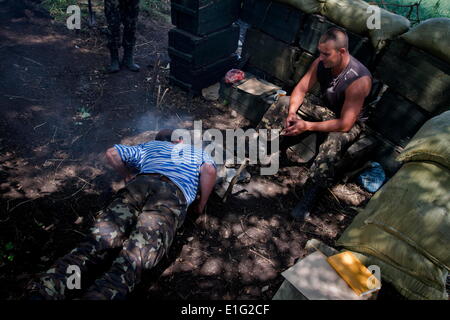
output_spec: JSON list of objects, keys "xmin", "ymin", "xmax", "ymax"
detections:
[
  {"xmin": 120, "ymin": 0, "xmax": 140, "ymax": 71},
  {"xmin": 82, "ymin": 178, "xmax": 187, "ymax": 300},
  {"xmin": 104, "ymin": 0, "xmax": 122, "ymax": 72}
]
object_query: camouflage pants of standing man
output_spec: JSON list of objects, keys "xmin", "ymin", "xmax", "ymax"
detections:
[
  {"xmin": 29, "ymin": 174, "xmax": 187, "ymax": 300},
  {"xmin": 104, "ymin": 0, "xmax": 140, "ymax": 51},
  {"xmin": 275, "ymin": 95, "xmax": 365, "ymax": 188}
]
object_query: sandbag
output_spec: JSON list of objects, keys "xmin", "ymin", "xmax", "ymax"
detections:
[
  {"xmin": 275, "ymin": 0, "xmax": 323, "ymax": 14},
  {"xmin": 364, "ymin": 162, "xmax": 450, "ymax": 270},
  {"xmin": 336, "ymin": 164, "xmax": 450, "ymax": 301},
  {"xmin": 401, "ymin": 18, "xmax": 450, "ymax": 65},
  {"xmin": 397, "ymin": 111, "xmax": 450, "ymax": 170},
  {"xmin": 320, "ymin": 0, "xmax": 410, "ymax": 50}
]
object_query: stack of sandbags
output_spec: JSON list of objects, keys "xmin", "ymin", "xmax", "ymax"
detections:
[{"xmin": 337, "ymin": 111, "xmax": 450, "ymax": 300}]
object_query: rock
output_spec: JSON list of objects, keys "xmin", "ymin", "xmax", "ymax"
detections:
[{"xmin": 202, "ymin": 83, "xmax": 220, "ymax": 101}]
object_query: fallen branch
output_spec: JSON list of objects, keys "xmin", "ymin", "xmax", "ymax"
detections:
[
  {"xmin": 249, "ymin": 248, "xmax": 275, "ymax": 267},
  {"xmin": 222, "ymin": 158, "xmax": 249, "ymax": 202},
  {"xmin": 50, "ymin": 182, "xmax": 88, "ymax": 201},
  {"xmin": 33, "ymin": 122, "xmax": 47, "ymax": 130},
  {"xmin": 7, "ymin": 198, "xmax": 36, "ymax": 214}
]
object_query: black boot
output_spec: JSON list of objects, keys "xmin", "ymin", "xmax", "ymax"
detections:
[
  {"xmin": 291, "ymin": 183, "xmax": 322, "ymax": 221},
  {"xmin": 122, "ymin": 47, "xmax": 140, "ymax": 72},
  {"xmin": 107, "ymin": 47, "xmax": 120, "ymax": 73}
]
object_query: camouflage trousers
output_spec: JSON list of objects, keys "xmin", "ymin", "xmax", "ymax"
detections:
[
  {"xmin": 104, "ymin": 0, "xmax": 140, "ymax": 50},
  {"xmin": 29, "ymin": 174, "xmax": 187, "ymax": 300},
  {"xmin": 277, "ymin": 95, "xmax": 365, "ymax": 188}
]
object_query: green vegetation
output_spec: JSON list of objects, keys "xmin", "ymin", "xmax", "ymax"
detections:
[
  {"xmin": 41, "ymin": 0, "xmax": 171, "ymax": 23},
  {"xmin": 0, "ymin": 241, "xmax": 15, "ymax": 267},
  {"xmin": 41, "ymin": 0, "xmax": 80, "ymax": 22},
  {"xmin": 368, "ymin": 0, "xmax": 450, "ymax": 23}
]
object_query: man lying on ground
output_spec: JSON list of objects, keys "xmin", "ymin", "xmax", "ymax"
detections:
[{"xmin": 29, "ymin": 128, "xmax": 217, "ymax": 299}]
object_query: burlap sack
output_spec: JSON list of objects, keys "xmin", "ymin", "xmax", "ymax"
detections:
[
  {"xmin": 337, "ymin": 162, "xmax": 450, "ymax": 300},
  {"xmin": 397, "ymin": 111, "xmax": 450, "ymax": 170},
  {"xmin": 320, "ymin": 0, "xmax": 410, "ymax": 50},
  {"xmin": 401, "ymin": 18, "xmax": 450, "ymax": 65}
]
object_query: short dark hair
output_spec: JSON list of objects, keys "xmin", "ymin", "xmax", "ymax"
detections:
[
  {"xmin": 155, "ymin": 128, "xmax": 175, "ymax": 142},
  {"xmin": 319, "ymin": 27, "xmax": 349, "ymax": 50}
]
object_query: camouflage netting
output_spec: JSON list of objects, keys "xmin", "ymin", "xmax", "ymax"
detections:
[
  {"xmin": 320, "ymin": 0, "xmax": 410, "ymax": 50},
  {"xmin": 337, "ymin": 112, "xmax": 450, "ymax": 300},
  {"xmin": 401, "ymin": 18, "xmax": 450, "ymax": 65}
]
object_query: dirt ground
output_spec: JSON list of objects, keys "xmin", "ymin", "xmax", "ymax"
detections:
[{"xmin": 0, "ymin": 1, "xmax": 405, "ymax": 300}]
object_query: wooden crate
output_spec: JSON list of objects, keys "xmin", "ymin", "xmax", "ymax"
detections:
[
  {"xmin": 368, "ymin": 88, "xmax": 431, "ymax": 148},
  {"xmin": 242, "ymin": 28, "xmax": 303, "ymax": 88},
  {"xmin": 168, "ymin": 24, "xmax": 239, "ymax": 68},
  {"xmin": 219, "ymin": 73, "xmax": 281, "ymax": 124},
  {"xmin": 375, "ymin": 39, "xmax": 450, "ymax": 115},
  {"xmin": 241, "ymin": 0, "xmax": 306, "ymax": 45},
  {"xmin": 170, "ymin": 54, "xmax": 238, "ymax": 94},
  {"xmin": 171, "ymin": 0, "xmax": 240, "ymax": 36}
]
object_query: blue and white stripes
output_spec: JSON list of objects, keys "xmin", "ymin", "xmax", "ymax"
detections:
[{"xmin": 114, "ymin": 141, "xmax": 215, "ymax": 205}]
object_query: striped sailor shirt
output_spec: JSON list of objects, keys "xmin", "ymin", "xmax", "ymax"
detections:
[{"xmin": 114, "ymin": 141, "xmax": 216, "ymax": 205}]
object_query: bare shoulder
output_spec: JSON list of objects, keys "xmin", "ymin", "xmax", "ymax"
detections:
[{"xmin": 346, "ymin": 76, "xmax": 372, "ymax": 98}]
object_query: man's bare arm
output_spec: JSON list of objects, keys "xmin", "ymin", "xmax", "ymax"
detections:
[
  {"xmin": 287, "ymin": 58, "xmax": 320, "ymax": 123},
  {"xmin": 105, "ymin": 147, "xmax": 134, "ymax": 182},
  {"xmin": 196, "ymin": 163, "xmax": 217, "ymax": 214},
  {"xmin": 283, "ymin": 76, "xmax": 371, "ymax": 135}
]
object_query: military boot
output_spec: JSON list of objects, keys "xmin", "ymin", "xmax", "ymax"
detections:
[
  {"xmin": 107, "ymin": 47, "xmax": 120, "ymax": 73},
  {"xmin": 122, "ymin": 46, "xmax": 140, "ymax": 72},
  {"xmin": 291, "ymin": 182, "xmax": 323, "ymax": 222}
]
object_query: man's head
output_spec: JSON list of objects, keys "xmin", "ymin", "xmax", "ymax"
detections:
[
  {"xmin": 155, "ymin": 128, "xmax": 182, "ymax": 143},
  {"xmin": 318, "ymin": 28, "xmax": 349, "ymax": 69}
]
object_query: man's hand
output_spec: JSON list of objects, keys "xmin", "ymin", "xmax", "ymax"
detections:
[
  {"xmin": 285, "ymin": 112, "xmax": 298, "ymax": 129},
  {"xmin": 196, "ymin": 163, "xmax": 216, "ymax": 215},
  {"xmin": 282, "ymin": 119, "xmax": 309, "ymax": 136},
  {"xmin": 193, "ymin": 202, "xmax": 206, "ymax": 215}
]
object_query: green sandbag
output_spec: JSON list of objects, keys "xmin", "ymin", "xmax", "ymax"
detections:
[
  {"xmin": 275, "ymin": 0, "xmax": 323, "ymax": 14},
  {"xmin": 336, "ymin": 170, "xmax": 449, "ymax": 300},
  {"xmin": 397, "ymin": 111, "xmax": 450, "ymax": 170},
  {"xmin": 351, "ymin": 251, "xmax": 448, "ymax": 300},
  {"xmin": 320, "ymin": 0, "xmax": 410, "ymax": 50},
  {"xmin": 364, "ymin": 162, "xmax": 450, "ymax": 270},
  {"xmin": 402, "ymin": 18, "xmax": 450, "ymax": 67}
]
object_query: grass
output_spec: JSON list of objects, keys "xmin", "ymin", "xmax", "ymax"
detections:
[
  {"xmin": 41, "ymin": 0, "xmax": 171, "ymax": 23},
  {"xmin": 41, "ymin": 0, "xmax": 81, "ymax": 22}
]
